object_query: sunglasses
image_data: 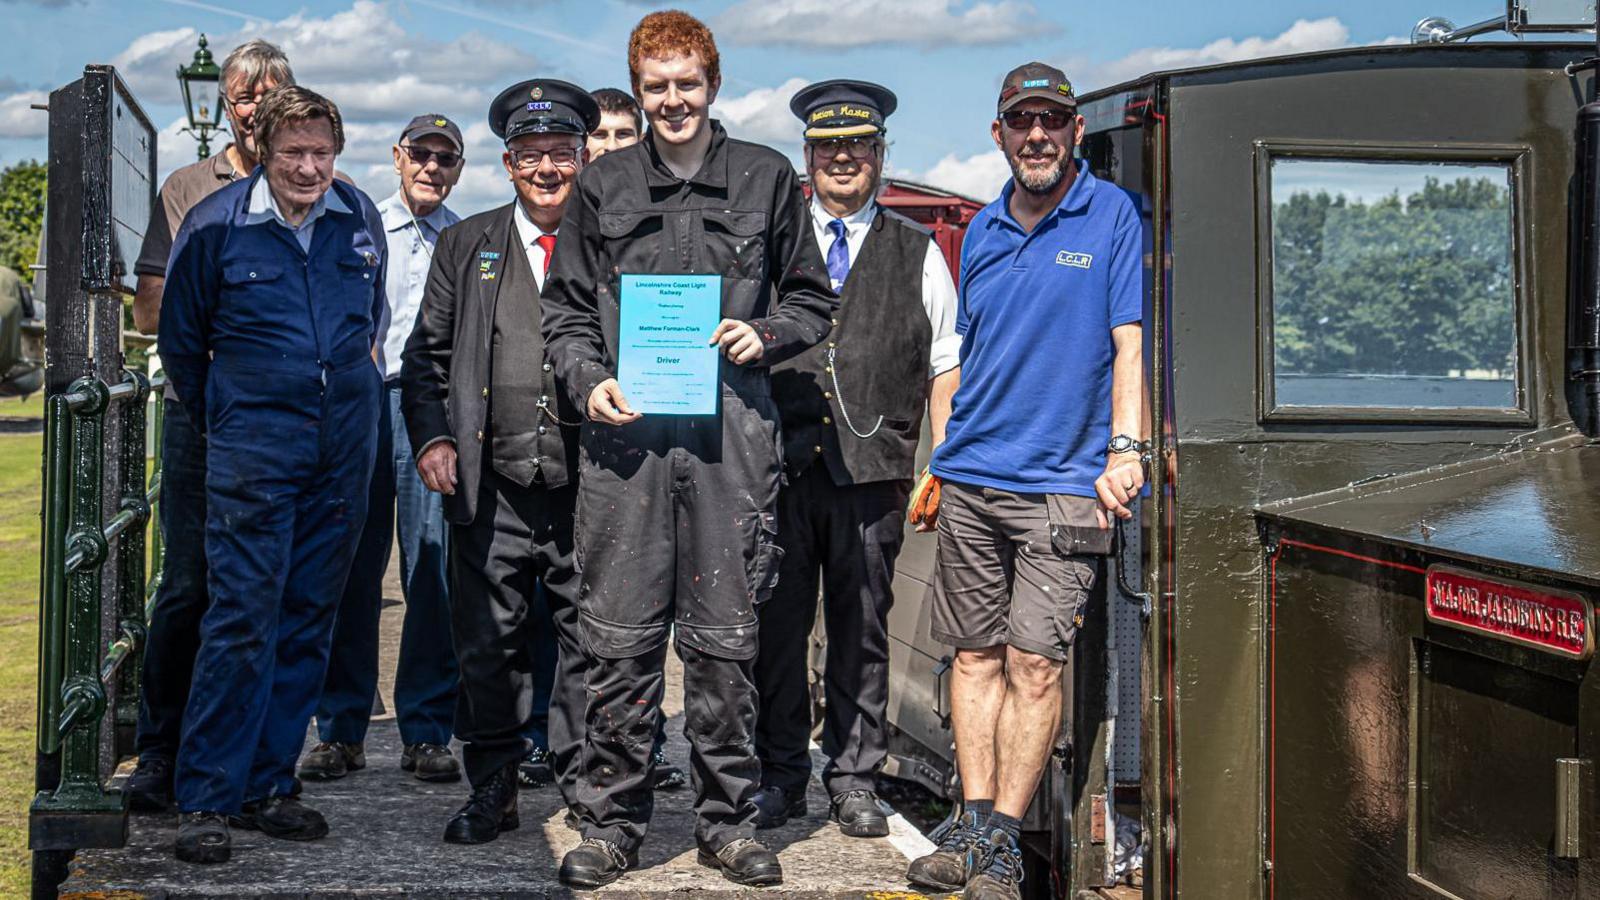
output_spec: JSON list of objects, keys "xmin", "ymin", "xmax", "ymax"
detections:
[
  {"xmin": 400, "ymin": 144, "xmax": 463, "ymax": 168},
  {"xmin": 1001, "ymin": 108, "xmax": 1075, "ymax": 131},
  {"xmin": 808, "ymin": 138, "xmax": 880, "ymax": 160},
  {"xmin": 510, "ymin": 147, "xmax": 580, "ymax": 169}
]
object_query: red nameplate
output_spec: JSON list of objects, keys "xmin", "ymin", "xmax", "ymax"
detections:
[{"xmin": 1426, "ymin": 565, "xmax": 1592, "ymax": 660}]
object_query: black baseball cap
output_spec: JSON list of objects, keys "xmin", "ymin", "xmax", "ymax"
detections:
[
  {"xmin": 789, "ymin": 79, "xmax": 897, "ymax": 139},
  {"xmin": 997, "ymin": 62, "xmax": 1077, "ymax": 113},
  {"xmin": 401, "ymin": 114, "xmax": 464, "ymax": 152},
  {"xmin": 489, "ymin": 79, "xmax": 601, "ymax": 142}
]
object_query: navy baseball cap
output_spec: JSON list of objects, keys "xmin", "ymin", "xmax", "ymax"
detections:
[{"xmin": 400, "ymin": 114, "xmax": 463, "ymax": 152}]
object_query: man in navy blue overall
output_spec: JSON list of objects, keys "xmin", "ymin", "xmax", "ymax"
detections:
[{"xmin": 159, "ymin": 86, "xmax": 386, "ymax": 864}]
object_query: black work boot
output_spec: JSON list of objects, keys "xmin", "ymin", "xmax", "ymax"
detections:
[
  {"xmin": 174, "ymin": 811, "xmax": 231, "ymax": 864},
  {"xmin": 907, "ymin": 808, "xmax": 986, "ymax": 892},
  {"xmin": 443, "ymin": 762, "xmax": 519, "ymax": 844},
  {"xmin": 125, "ymin": 755, "xmax": 175, "ymax": 812},
  {"xmin": 962, "ymin": 828, "xmax": 1026, "ymax": 900},
  {"xmin": 752, "ymin": 785, "xmax": 806, "ymax": 829},
  {"xmin": 559, "ymin": 837, "xmax": 637, "ymax": 888},
  {"xmin": 651, "ymin": 745, "xmax": 687, "ymax": 791},
  {"xmin": 236, "ymin": 796, "xmax": 330, "ymax": 841},
  {"xmin": 698, "ymin": 837, "xmax": 784, "ymax": 886},
  {"xmin": 401, "ymin": 743, "xmax": 462, "ymax": 783},
  {"xmin": 297, "ymin": 741, "xmax": 365, "ymax": 781},
  {"xmin": 517, "ymin": 745, "xmax": 553, "ymax": 788},
  {"xmin": 830, "ymin": 789, "xmax": 890, "ymax": 837}
]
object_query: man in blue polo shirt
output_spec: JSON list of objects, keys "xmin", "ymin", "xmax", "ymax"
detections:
[{"xmin": 905, "ymin": 63, "xmax": 1146, "ymax": 900}]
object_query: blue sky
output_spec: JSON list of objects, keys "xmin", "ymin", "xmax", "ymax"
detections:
[{"xmin": 0, "ymin": 0, "xmax": 1575, "ymax": 212}]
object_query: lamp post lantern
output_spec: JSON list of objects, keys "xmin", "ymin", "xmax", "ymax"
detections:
[{"xmin": 177, "ymin": 34, "xmax": 223, "ymax": 160}]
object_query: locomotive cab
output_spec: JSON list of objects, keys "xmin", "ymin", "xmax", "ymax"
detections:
[{"xmin": 885, "ymin": 6, "xmax": 1600, "ymax": 898}]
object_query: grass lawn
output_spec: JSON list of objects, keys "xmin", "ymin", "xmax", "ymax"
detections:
[
  {"xmin": 0, "ymin": 431, "xmax": 42, "ymax": 895},
  {"xmin": 0, "ymin": 395, "xmax": 43, "ymax": 421}
]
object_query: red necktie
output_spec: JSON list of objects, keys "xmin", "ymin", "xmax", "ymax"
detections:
[{"xmin": 535, "ymin": 233, "xmax": 557, "ymax": 275}]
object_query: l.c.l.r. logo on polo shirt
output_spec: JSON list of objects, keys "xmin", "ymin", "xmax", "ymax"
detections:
[{"xmin": 1056, "ymin": 250, "xmax": 1093, "ymax": 269}]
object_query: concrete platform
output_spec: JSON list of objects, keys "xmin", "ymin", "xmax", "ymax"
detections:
[
  {"xmin": 61, "ymin": 716, "xmax": 935, "ymax": 898},
  {"xmin": 58, "ymin": 545, "xmax": 937, "ymax": 897}
]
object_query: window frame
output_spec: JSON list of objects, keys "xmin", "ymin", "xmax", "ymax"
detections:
[{"xmin": 1253, "ymin": 139, "xmax": 1534, "ymax": 425}]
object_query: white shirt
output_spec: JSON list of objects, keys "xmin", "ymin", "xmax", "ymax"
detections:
[
  {"xmin": 809, "ymin": 196, "xmax": 962, "ymax": 378},
  {"xmin": 242, "ymin": 175, "xmax": 350, "ymax": 252},
  {"xmin": 512, "ymin": 201, "xmax": 557, "ymax": 292},
  {"xmin": 376, "ymin": 191, "xmax": 460, "ymax": 381}
]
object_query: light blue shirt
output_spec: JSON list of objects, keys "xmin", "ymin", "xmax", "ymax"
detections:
[
  {"xmin": 375, "ymin": 191, "xmax": 459, "ymax": 380},
  {"xmin": 242, "ymin": 175, "xmax": 350, "ymax": 252}
]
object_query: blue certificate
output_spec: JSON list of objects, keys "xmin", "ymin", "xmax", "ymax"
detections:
[{"xmin": 618, "ymin": 274, "xmax": 722, "ymax": 415}]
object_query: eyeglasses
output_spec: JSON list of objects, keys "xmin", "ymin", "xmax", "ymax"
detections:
[
  {"xmin": 510, "ymin": 147, "xmax": 580, "ymax": 169},
  {"xmin": 400, "ymin": 144, "xmax": 463, "ymax": 168},
  {"xmin": 1001, "ymin": 108, "xmax": 1074, "ymax": 131},
  {"xmin": 226, "ymin": 92, "xmax": 272, "ymax": 113},
  {"xmin": 808, "ymin": 138, "xmax": 880, "ymax": 160}
]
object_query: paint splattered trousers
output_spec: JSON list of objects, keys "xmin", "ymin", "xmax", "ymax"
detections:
[{"xmin": 570, "ymin": 388, "xmax": 785, "ymax": 853}]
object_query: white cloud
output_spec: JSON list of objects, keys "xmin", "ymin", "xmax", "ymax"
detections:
[
  {"xmin": 0, "ymin": 91, "xmax": 50, "ymax": 139},
  {"xmin": 1074, "ymin": 17, "xmax": 1366, "ymax": 90},
  {"xmin": 713, "ymin": 0, "xmax": 1050, "ymax": 49},
  {"xmin": 909, "ymin": 150, "xmax": 1008, "ymax": 202},
  {"xmin": 111, "ymin": 2, "xmax": 536, "ymax": 124},
  {"xmin": 713, "ymin": 77, "xmax": 808, "ymax": 147}
]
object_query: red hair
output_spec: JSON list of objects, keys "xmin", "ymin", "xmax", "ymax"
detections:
[{"xmin": 628, "ymin": 10, "xmax": 721, "ymax": 91}]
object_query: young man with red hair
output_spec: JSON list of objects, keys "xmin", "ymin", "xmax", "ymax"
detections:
[{"xmin": 542, "ymin": 9, "xmax": 836, "ymax": 889}]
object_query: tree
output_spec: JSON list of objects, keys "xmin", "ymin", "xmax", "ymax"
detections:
[
  {"xmin": 0, "ymin": 160, "xmax": 45, "ymax": 276},
  {"xmin": 1272, "ymin": 174, "xmax": 1515, "ymax": 379}
]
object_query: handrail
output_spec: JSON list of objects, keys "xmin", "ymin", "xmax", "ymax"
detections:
[{"xmin": 36, "ymin": 369, "xmax": 160, "ymax": 767}]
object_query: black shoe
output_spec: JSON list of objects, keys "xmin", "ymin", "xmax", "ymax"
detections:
[
  {"xmin": 401, "ymin": 742, "xmax": 462, "ymax": 783},
  {"xmin": 651, "ymin": 744, "xmax": 687, "ymax": 791},
  {"xmin": 236, "ymin": 796, "xmax": 329, "ymax": 841},
  {"xmin": 907, "ymin": 808, "xmax": 986, "ymax": 892},
  {"xmin": 125, "ymin": 755, "xmax": 174, "ymax": 813},
  {"xmin": 961, "ymin": 828, "xmax": 1025, "ymax": 900},
  {"xmin": 174, "ymin": 812, "xmax": 231, "ymax": 864},
  {"xmin": 559, "ymin": 837, "xmax": 637, "ymax": 888},
  {"xmin": 298, "ymin": 741, "xmax": 365, "ymax": 781},
  {"xmin": 443, "ymin": 762, "xmax": 519, "ymax": 844},
  {"xmin": 752, "ymin": 785, "xmax": 806, "ymax": 829},
  {"xmin": 830, "ymin": 789, "xmax": 890, "ymax": 838},
  {"xmin": 697, "ymin": 837, "xmax": 783, "ymax": 886},
  {"xmin": 517, "ymin": 745, "xmax": 553, "ymax": 788}
]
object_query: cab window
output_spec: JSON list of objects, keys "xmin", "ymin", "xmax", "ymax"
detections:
[{"xmin": 1265, "ymin": 156, "xmax": 1520, "ymax": 418}]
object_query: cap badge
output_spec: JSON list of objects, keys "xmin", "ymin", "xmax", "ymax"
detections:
[
  {"xmin": 530, "ymin": 86, "xmax": 544, "ymax": 100},
  {"xmin": 1022, "ymin": 78, "xmax": 1049, "ymax": 88},
  {"xmin": 527, "ymin": 101, "xmax": 553, "ymax": 111},
  {"xmin": 809, "ymin": 106, "xmax": 834, "ymax": 123},
  {"xmin": 1057, "ymin": 81, "xmax": 1074, "ymax": 96},
  {"xmin": 433, "ymin": 118, "xmax": 447, "ymax": 127}
]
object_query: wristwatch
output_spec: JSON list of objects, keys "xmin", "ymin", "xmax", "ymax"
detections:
[
  {"xmin": 1108, "ymin": 434, "xmax": 1153, "ymax": 468},
  {"xmin": 1107, "ymin": 434, "xmax": 1149, "ymax": 456}
]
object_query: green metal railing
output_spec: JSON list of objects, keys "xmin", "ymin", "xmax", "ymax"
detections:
[{"xmin": 33, "ymin": 369, "xmax": 163, "ymax": 829}]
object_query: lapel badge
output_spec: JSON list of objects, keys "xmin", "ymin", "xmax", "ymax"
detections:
[{"xmin": 362, "ymin": 251, "xmax": 378, "ymax": 267}]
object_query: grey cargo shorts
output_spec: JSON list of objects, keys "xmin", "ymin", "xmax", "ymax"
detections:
[{"xmin": 929, "ymin": 480, "xmax": 1110, "ymax": 661}]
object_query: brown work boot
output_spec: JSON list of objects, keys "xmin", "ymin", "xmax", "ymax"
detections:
[
  {"xmin": 401, "ymin": 743, "xmax": 462, "ymax": 782},
  {"xmin": 907, "ymin": 808, "xmax": 986, "ymax": 892},
  {"xmin": 297, "ymin": 741, "xmax": 364, "ymax": 780}
]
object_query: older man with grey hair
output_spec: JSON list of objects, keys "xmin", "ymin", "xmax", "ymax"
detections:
[{"xmin": 124, "ymin": 37, "xmax": 296, "ymax": 813}]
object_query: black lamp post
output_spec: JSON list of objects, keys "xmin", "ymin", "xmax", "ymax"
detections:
[{"xmin": 177, "ymin": 34, "xmax": 223, "ymax": 160}]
